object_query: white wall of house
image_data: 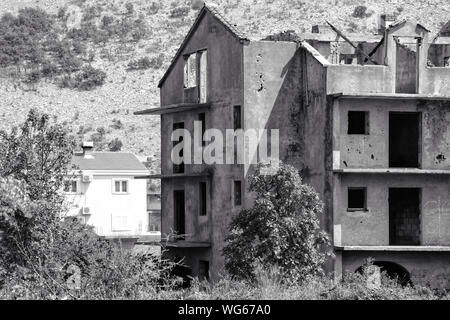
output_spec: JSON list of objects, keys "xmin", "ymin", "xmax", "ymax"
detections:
[{"xmin": 64, "ymin": 171, "xmax": 149, "ymax": 238}]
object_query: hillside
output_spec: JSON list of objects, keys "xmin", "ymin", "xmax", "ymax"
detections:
[{"xmin": 0, "ymin": 0, "xmax": 449, "ymax": 175}]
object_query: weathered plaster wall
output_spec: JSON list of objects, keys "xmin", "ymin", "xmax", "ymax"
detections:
[
  {"xmin": 335, "ymin": 174, "xmax": 450, "ymax": 246},
  {"xmin": 428, "ymin": 44, "xmax": 450, "ymax": 67},
  {"xmin": 243, "ymin": 41, "xmax": 332, "ymax": 233},
  {"xmin": 336, "ymin": 98, "xmax": 450, "ymax": 170},
  {"xmin": 342, "ymin": 251, "xmax": 450, "ymax": 289},
  {"xmin": 159, "ymin": 10, "xmax": 245, "ymax": 281},
  {"xmin": 160, "ymin": 12, "xmax": 243, "ymax": 106},
  {"xmin": 326, "ymin": 65, "xmax": 393, "ymax": 94},
  {"xmin": 421, "ymin": 67, "xmax": 450, "ymax": 95},
  {"xmin": 395, "ymin": 43, "xmax": 417, "ymax": 93}
]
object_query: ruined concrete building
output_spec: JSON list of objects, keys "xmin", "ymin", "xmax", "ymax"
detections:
[{"xmin": 137, "ymin": 5, "xmax": 450, "ymax": 288}]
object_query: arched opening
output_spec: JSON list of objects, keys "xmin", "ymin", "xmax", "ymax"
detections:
[{"xmin": 356, "ymin": 261, "xmax": 412, "ymax": 287}]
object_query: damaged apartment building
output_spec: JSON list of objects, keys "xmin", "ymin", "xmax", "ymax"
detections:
[{"xmin": 136, "ymin": 5, "xmax": 450, "ymax": 288}]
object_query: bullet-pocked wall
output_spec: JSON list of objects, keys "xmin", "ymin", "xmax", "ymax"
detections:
[
  {"xmin": 335, "ymin": 174, "xmax": 450, "ymax": 246},
  {"xmin": 335, "ymin": 98, "xmax": 450, "ymax": 169}
]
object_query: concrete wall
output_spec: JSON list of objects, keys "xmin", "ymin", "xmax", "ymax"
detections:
[
  {"xmin": 335, "ymin": 98, "xmax": 450, "ymax": 170},
  {"xmin": 428, "ymin": 44, "xmax": 450, "ymax": 67},
  {"xmin": 327, "ymin": 65, "xmax": 393, "ymax": 94},
  {"xmin": 335, "ymin": 174, "xmax": 450, "ymax": 246},
  {"xmin": 243, "ymin": 42, "xmax": 334, "ymax": 256},
  {"xmin": 160, "ymin": 12, "xmax": 243, "ymax": 106},
  {"xmin": 395, "ymin": 43, "xmax": 417, "ymax": 93},
  {"xmin": 159, "ymin": 10, "xmax": 245, "ymax": 281},
  {"xmin": 65, "ymin": 174, "xmax": 148, "ymax": 237},
  {"xmin": 342, "ymin": 251, "xmax": 450, "ymax": 289}
]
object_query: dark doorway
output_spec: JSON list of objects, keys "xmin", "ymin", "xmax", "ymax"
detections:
[
  {"xmin": 389, "ymin": 188, "xmax": 421, "ymax": 245},
  {"xmin": 389, "ymin": 113, "xmax": 420, "ymax": 168},
  {"xmin": 174, "ymin": 190, "xmax": 185, "ymax": 239}
]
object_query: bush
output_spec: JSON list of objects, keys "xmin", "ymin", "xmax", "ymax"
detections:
[
  {"xmin": 0, "ymin": 110, "xmax": 180, "ymax": 300},
  {"xmin": 125, "ymin": 3, "xmax": 134, "ymax": 15},
  {"xmin": 110, "ymin": 119, "xmax": 123, "ymax": 130},
  {"xmin": 169, "ymin": 6, "xmax": 190, "ymax": 19},
  {"xmin": 223, "ymin": 161, "xmax": 332, "ymax": 283},
  {"xmin": 352, "ymin": 5, "xmax": 369, "ymax": 18},
  {"xmin": 127, "ymin": 56, "xmax": 152, "ymax": 70},
  {"xmin": 73, "ymin": 65, "xmax": 106, "ymax": 91},
  {"xmin": 108, "ymin": 138, "xmax": 123, "ymax": 152}
]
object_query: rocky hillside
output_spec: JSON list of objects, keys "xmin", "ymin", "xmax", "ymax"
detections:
[{"xmin": 0, "ymin": 0, "xmax": 449, "ymax": 175}]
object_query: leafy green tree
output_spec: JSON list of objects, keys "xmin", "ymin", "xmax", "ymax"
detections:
[{"xmin": 223, "ymin": 161, "xmax": 332, "ymax": 282}]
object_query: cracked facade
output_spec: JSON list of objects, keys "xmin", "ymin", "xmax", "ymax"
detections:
[{"xmin": 137, "ymin": 5, "xmax": 450, "ymax": 288}]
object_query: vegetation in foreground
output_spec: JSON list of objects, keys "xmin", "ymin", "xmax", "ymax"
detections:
[{"xmin": 0, "ymin": 110, "xmax": 449, "ymax": 300}]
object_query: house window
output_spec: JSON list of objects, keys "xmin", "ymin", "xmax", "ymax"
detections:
[
  {"xmin": 348, "ymin": 188, "xmax": 367, "ymax": 211},
  {"xmin": 348, "ymin": 111, "xmax": 369, "ymax": 135},
  {"xmin": 173, "ymin": 122, "xmax": 185, "ymax": 174},
  {"xmin": 111, "ymin": 214, "xmax": 130, "ymax": 231},
  {"xmin": 199, "ymin": 260, "xmax": 210, "ymax": 281},
  {"xmin": 234, "ymin": 180, "xmax": 242, "ymax": 207},
  {"xmin": 64, "ymin": 180, "xmax": 78, "ymax": 194},
  {"xmin": 199, "ymin": 182, "xmax": 207, "ymax": 216},
  {"xmin": 233, "ymin": 105, "xmax": 242, "ymax": 130},
  {"xmin": 113, "ymin": 180, "xmax": 129, "ymax": 194}
]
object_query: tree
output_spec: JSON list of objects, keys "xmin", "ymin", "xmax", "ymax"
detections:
[
  {"xmin": 0, "ymin": 109, "xmax": 178, "ymax": 299},
  {"xmin": 223, "ymin": 161, "xmax": 332, "ymax": 282}
]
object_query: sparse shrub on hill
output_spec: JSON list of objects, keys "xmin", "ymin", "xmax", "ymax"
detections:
[
  {"xmin": 352, "ymin": 5, "xmax": 370, "ymax": 18},
  {"xmin": 110, "ymin": 118, "xmax": 124, "ymax": 130},
  {"xmin": 73, "ymin": 65, "xmax": 106, "ymax": 91},
  {"xmin": 125, "ymin": 2, "xmax": 135, "ymax": 15},
  {"xmin": 169, "ymin": 6, "xmax": 190, "ymax": 19},
  {"xmin": 223, "ymin": 161, "xmax": 332, "ymax": 283},
  {"xmin": 108, "ymin": 138, "xmax": 123, "ymax": 152},
  {"xmin": 127, "ymin": 56, "xmax": 152, "ymax": 70}
]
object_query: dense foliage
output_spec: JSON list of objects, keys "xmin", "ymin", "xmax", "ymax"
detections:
[
  {"xmin": 0, "ymin": 110, "xmax": 177, "ymax": 299},
  {"xmin": 223, "ymin": 162, "xmax": 332, "ymax": 282}
]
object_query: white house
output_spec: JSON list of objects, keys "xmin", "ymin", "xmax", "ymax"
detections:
[{"xmin": 64, "ymin": 143, "xmax": 152, "ymax": 240}]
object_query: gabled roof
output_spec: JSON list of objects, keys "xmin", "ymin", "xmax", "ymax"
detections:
[
  {"xmin": 440, "ymin": 20, "xmax": 450, "ymax": 36},
  {"xmin": 71, "ymin": 152, "xmax": 148, "ymax": 171},
  {"xmin": 386, "ymin": 19, "xmax": 430, "ymax": 33},
  {"xmin": 158, "ymin": 4, "xmax": 249, "ymax": 88}
]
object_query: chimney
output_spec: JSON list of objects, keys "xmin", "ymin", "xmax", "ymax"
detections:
[
  {"xmin": 378, "ymin": 14, "xmax": 396, "ymax": 35},
  {"xmin": 191, "ymin": 0, "xmax": 204, "ymax": 10},
  {"xmin": 82, "ymin": 141, "xmax": 94, "ymax": 158}
]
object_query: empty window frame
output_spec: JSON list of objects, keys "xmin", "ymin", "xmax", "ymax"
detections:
[
  {"xmin": 233, "ymin": 105, "xmax": 242, "ymax": 130},
  {"xmin": 183, "ymin": 50, "xmax": 208, "ymax": 103},
  {"xmin": 348, "ymin": 187, "xmax": 367, "ymax": 211},
  {"xmin": 174, "ymin": 190, "xmax": 186, "ymax": 239},
  {"xmin": 199, "ymin": 112, "xmax": 206, "ymax": 146},
  {"xmin": 234, "ymin": 180, "xmax": 242, "ymax": 207},
  {"xmin": 113, "ymin": 180, "xmax": 129, "ymax": 194},
  {"xmin": 348, "ymin": 111, "xmax": 369, "ymax": 135},
  {"xmin": 184, "ymin": 53, "xmax": 197, "ymax": 88},
  {"xmin": 199, "ymin": 181, "xmax": 207, "ymax": 216},
  {"xmin": 198, "ymin": 260, "xmax": 210, "ymax": 281},
  {"xmin": 173, "ymin": 122, "xmax": 185, "ymax": 174}
]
